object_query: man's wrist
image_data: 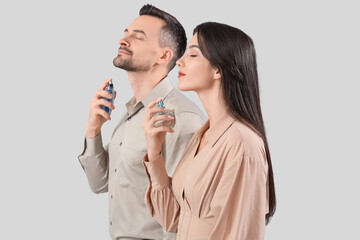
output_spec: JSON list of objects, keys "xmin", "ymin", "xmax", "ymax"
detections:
[{"xmin": 85, "ymin": 125, "xmax": 101, "ymax": 138}]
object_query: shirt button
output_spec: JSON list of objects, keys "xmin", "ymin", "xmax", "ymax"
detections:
[
  {"xmin": 110, "ymin": 221, "xmax": 112, "ymax": 225},
  {"xmin": 119, "ymin": 142, "xmax": 122, "ymax": 146},
  {"xmin": 115, "ymin": 168, "xmax": 117, "ymax": 172},
  {"xmin": 111, "ymin": 195, "xmax": 113, "ymax": 199}
]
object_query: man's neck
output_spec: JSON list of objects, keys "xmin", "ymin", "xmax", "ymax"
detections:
[{"xmin": 127, "ymin": 70, "xmax": 167, "ymax": 103}]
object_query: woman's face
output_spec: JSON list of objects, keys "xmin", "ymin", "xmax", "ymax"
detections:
[{"xmin": 176, "ymin": 33, "xmax": 217, "ymax": 92}]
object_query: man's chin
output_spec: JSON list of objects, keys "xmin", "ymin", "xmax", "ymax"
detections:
[
  {"xmin": 112, "ymin": 58, "xmax": 150, "ymax": 72},
  {"xmin": 113, "ymin": 57, "xmax": 125, "ymax": 68},
  {"xmin": 113, "ymin": 61, "xmax": 134, "ymax": 71}
]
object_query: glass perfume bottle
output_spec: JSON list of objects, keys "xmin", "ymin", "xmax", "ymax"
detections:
[
  {"xmin": 102, "ymin": 81, "xmax": 114, "ymax": 115},
  {"xmin": 153, "ymin": 100, "xmax": 175, "ymax": 129}
]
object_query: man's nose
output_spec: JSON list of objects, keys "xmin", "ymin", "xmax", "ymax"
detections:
[{"xmin": 118, "ymin": 37, "xmax": 129, "ymax": 47}]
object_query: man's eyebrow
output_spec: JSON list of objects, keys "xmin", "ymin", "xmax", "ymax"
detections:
[
  {"xmin": 134, "ymin": 30, "xmax": 146, "ymax": 36},
  {"xmin": 124, "ymin": 29, "xmax": 147, "ymax": 37},
  {"xmin": 189, "ymin": 45, "xmax": 200, "ymax": 49}
]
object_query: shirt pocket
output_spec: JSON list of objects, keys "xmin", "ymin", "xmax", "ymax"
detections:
[
  {"xmin": 119, "ymin": 145, "xmax": 149, "ymax": 192},
  {"xmin": 120, "ymin": 123, "xmax": 147, "ymax": 166},
  {"xmin": 121, "ymin": 144, "xmax": 147, "ymax": 166}
]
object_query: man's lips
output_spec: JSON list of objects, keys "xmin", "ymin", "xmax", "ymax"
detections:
[
  {"xmin": 118, "ymin": 48, "xmax": 131, "ymax": 55},
  {"xmin": 178, "ymin": 71, "xmax": 186, "ymax": 77}
]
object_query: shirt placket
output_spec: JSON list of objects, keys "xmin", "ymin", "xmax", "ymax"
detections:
[
  {"xmin": 178, "ymin": 136, "xmax": 204, "ymax": 239},
  {"xmin": 109, "ymin": 113, "xmax": 130, "ymax": 230}
]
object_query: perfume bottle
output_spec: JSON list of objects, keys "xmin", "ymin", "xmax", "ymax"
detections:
[
  {"xmin": 102, "ymin": 81, "xmax": 114, "ymax": 115},
  {"xmin": 153, "ymin": 100, "xmax": 175, "ymax": 129}
]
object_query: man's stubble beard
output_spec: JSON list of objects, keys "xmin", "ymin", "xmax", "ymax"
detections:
[{"xmin": 113, "ymin": 55, "xmax": 151, "ymax": 72}]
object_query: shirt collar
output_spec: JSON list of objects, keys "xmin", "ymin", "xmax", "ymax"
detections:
[
  {"xmin": 125, "ymin": 76, "xmax": 174, "ymax": 115},
  {"xmin": 142, "ymin": 76, "xmax": 174, "ymax": 107},
  {"xmin": 125, "ymin": 97, "xmax": 141, "ymax": 115},
  {"xmin": 196, "ymin": 110, "xmax": 237, "ymax": 147}
]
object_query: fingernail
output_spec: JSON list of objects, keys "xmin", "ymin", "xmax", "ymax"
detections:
[{"xmin": 167, "ymin": 115, "xmax": 174, "ymax": 119}]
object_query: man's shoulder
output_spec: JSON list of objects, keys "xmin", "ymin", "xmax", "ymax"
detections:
[{"xmin": 165, "ymin": 89, "xmax": 205, "ymax": 120}]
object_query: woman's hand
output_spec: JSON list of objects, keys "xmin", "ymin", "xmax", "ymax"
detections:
[{"xmin": 142, "ymin": 98, "xmax": 175, "ymax": 161}]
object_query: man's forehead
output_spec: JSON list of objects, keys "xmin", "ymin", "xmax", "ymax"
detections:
[{"xmin": 127, "ymin": 15, "xmax": 165, "ymax": 34}]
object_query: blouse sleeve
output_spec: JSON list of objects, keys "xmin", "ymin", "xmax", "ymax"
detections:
[
  {"xmin": 209, "ymin": 154, "xmax": 269, "ymax": 240},
  {"xmin": 143, "ymin": 153, "xmax": 180, "ymax": 233}
]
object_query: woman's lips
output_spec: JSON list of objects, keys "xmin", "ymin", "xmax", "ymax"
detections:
[{"xmin": 178, "ymin": 71, "xmax": 186, "ymax": 77}]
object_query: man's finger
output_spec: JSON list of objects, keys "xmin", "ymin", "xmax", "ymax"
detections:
[{"xmin": 98, "ymin": 78, "xmax": 112, "ymax": 90}]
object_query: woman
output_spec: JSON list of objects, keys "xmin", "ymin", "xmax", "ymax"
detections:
[{"xmin": 142, "ymin": 22, "xmax": 276, "ymax": 239}]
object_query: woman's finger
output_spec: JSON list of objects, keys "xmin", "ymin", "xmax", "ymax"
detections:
[
  {"xmin": 149, "ymin": 126, "xmax": 175, "ymax": 136},
  {"xmin": 148, "ymin": 114, "xmax": 174, "ymax": 128},
  {"xmin": 144, "ymin": 98, "xmax": 164, "ymax": 121},
  {"xmin": 146, "ymin": 98, "xmax": 163, "ymax": 111}
]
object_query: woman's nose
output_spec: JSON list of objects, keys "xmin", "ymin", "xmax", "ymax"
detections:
[{"xmin": 176, "ymin": 56, "xmax": 184, "ymax": 67}]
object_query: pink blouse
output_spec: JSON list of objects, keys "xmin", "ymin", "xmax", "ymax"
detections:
[{"xmin": 143, "ymin": 111, "xmax": 269, "ymax": 240}]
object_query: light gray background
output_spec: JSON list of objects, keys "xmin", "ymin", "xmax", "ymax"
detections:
[{"xmin": 1, "ymin": 0, "xmax": 359, "ymax": 239}]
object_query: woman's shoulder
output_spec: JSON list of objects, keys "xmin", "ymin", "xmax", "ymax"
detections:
[{"xmin": 225, "ymin": 120, "xmax": 266, "ymax": 161}]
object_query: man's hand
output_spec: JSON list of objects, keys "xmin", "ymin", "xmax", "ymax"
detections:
[{"xmin": 85, "ymin": 78, "xmax": 116, "ymax": 138}]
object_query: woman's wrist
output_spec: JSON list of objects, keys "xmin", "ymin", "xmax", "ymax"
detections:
[{"xmin": 147, "ymin": 151, "xmax": 161, "ymax": 162}]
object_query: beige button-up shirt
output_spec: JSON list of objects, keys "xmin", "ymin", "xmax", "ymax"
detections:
[
  {"xmin": 78, "ymin": 77, "xmax": 206, "ymax": 240},
  {"xmin": 143, "ymin": 111, "xmax": 269, "ymax": 240}
]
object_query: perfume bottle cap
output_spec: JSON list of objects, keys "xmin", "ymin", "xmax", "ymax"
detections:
[
  {"xmin": 106, "ymin": 81, "xmax": 113, "ymax": 90},
  {"xmin": 157, "ymin": 100, "xmax": 165, "ymax": 108}
]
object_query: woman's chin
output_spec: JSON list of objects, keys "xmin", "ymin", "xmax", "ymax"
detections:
[{"xmin": 177, "ymin": 83, "xmax": 190, "ymax": 91}]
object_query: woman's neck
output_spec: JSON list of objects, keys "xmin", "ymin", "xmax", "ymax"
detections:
[{"xmin": 197, "ymin": 86, "xmax": 227, "ymax": 129}]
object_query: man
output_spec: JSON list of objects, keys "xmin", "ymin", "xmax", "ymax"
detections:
[{"xmin": 78, "ymin": 4, "xmax": 205, "ymax": 240}]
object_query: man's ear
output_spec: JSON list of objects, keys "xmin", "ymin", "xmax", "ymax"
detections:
[{"xmin": 156, "ymin": 48, "xmax": 173, "ymax": 66}]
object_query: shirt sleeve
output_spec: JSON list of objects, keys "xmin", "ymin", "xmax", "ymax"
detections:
[
  {"xmin": 208, "ymin": 154, "xmax": 269, "ymax": 240},
  {"xmin": 78, "ymin": 133, "xmax": 109, "ymax": 194},
  {"xmin": 143, "ymin": 153, "xmax": 180, "ymax": 233}
]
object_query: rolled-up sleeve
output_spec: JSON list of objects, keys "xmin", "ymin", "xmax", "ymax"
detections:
[
  {"xmin": 143, "ymin": 153, "xmax": 180, "ymax": 233},
  {"xmin": 78, "ymin": 134, "xmax": 109, "ymax": 194}
]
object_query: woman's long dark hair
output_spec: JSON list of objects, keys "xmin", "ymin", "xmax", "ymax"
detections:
[{"xmin": 194, "ymin": 22, "xmax": 276, "ymax": 224}]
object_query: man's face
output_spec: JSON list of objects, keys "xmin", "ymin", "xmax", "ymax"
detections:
[{"xmin": 113, "ymin": 15, "xmax": 165, "ymax": 72}]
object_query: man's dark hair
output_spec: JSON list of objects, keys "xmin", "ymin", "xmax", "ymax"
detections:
[{"xmin": 140, "ymin": 4, "xmax": 187, "ymax": 71}]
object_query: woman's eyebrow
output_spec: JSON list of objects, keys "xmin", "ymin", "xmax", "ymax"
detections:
[{"xmin": 189, "ymin": 45, "xmax": 200, "ymax": 49}]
